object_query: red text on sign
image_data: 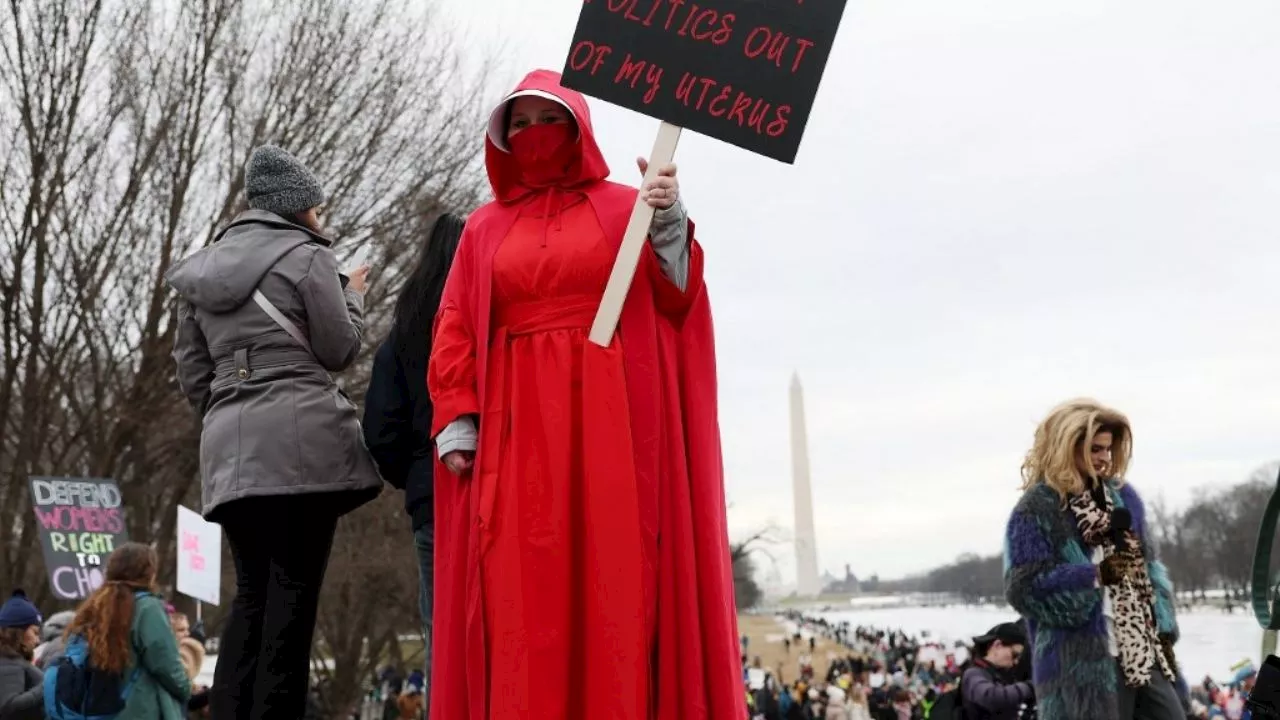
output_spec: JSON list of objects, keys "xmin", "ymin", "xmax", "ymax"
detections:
[
  {"xmin": 614, "ymin": 54, "xmax": 664, "ymax": 104},
  {"xmin": 742, "ymin": 25, "xmax": 817, "ymax": 73},
  {"xmin": 568, "ymin": 40, "xmax": 614, "ymax": 76},
  {"xmin": 182, "ymin": 530, "xmax": 207, "ymax": 572},
  {"xmin": 674, "ymin": 73, "xmax": 791, "ymax": 137},
  {"xmin": 593, "ymin": 0, "xmax": 736, "ymax": 46}
]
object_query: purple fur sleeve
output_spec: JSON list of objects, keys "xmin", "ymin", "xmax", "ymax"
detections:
[{"xmin": 1005, "ymin": 508, "xmax": 1102, "ymax": 628}]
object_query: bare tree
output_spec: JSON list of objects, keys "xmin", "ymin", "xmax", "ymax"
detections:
[
  {"xmin": 1, "ymin": 0, "xmax": 490, "ymax": 707},
  {"xmin": 732, "ymin": 523, "xmax": 783, "ymax": 609},
  {"xmin": 0, "ymin": 0, "xmax": 152, "ymax": 598},
  {"xmin": 1149, "ymin": 495, "xmax": 1210, "ymax": 600}
]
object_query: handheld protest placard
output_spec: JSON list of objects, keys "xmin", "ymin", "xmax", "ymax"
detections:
[
  {"xmin": 28, "ymin": 477, "xmax": 128, "ymax": 600},
  {"xmin": 589, "ymin": 121, "xmax": 682, "ymax": 346},
  {"xmin": 562, "ymin": 0, "xmax": 849, "ymax": 344},
  {"xmin": 177, "ymin": 505, "xmax": 222, "ymax": 606}
]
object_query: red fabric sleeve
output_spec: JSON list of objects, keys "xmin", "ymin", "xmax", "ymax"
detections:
[{"xmin": 428, "ymin": 232, "xmax": 481, "ymax": 438}]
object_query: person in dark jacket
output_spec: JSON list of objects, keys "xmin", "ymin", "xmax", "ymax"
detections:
[
  {"xmin": 1011, "ymin": 619, "xmax": 1038, "ymax": 720},
  {"xmin": 0, "ymin": 590, "xmax": 43, "ymax": 720},
  {"xmin": 363, "ymin": 211, "xmax": 465, "ymax": 715},
  {"xmin": 961, "ymin": 623, "xmax": 1034, "ymax": 720}
]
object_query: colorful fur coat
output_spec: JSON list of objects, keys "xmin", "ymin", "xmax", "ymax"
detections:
[{"xmin": 1004, "ymin": 480, "xmax": 1187, "ymax": 720}]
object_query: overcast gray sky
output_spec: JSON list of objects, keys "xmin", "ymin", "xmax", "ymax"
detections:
[{"xmin": 435, "ymin": 0, "xmax": 1280, "ymax": 584}]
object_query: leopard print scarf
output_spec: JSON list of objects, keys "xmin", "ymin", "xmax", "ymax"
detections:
[{"xmin": 1068, "ymin": 483, "xmax": 1176, "ymax": 688}]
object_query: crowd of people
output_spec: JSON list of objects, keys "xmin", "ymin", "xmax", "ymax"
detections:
[
  {"xmin": 349, "ymin": 667, "xmax": 428, "ymax": 720},
  {"xmin": 749, "ymin": 612, "xmax": 1263, "ymax": 720},
  {"xmin": 0, "ymin": 52, "xmax": 1273, "ymax": 720},
  {"xmin": 0, "ymin": 543, "xmax": 212, "ymax": 719},
  {"xmin": 742, "ymin": 612, "xmax": 1033, "ymax": 720}
]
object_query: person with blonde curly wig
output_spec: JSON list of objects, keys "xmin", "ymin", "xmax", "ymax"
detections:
[{"xmin": 1004, "ymin": 399, "xmax": 1187, "ymax": 720}]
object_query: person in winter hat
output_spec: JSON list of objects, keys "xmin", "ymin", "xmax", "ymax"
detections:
[
  {"xmin": 244, "ymin": 145, "xmax": 328, "ymax": 225},
  {"xmin": 0, "ymin": 590, "xmax": 45, "ymax": 720},
  {"xmin": 0, "ymin": 591, "xmax": 40, "ymax": 635},
  {"xmin": 166, "ymin": 144, "xmax": 380, "ymax": 720}
]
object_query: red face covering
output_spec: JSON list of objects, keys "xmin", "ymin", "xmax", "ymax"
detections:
[{"xmin": 508, "ymin": 122, "xmax": 578, "ymax": 188}]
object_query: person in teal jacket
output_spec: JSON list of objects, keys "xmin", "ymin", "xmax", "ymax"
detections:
[{"xmin": 64, "ymin": 542, "xmax": 192, "ymax": 719}]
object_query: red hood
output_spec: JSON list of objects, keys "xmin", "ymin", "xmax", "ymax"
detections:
[{"xmin": 485, "ymin": 69, "xmax": 610, "ymax": 205}]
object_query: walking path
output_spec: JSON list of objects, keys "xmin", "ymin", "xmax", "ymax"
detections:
[{"xmin": 737, "ymin": 613, "xmax": 844, "ymax": 685}]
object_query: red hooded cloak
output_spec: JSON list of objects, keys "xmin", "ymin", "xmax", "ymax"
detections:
[{"xmin": 429, "ymin": 69, "xmax": 744, "ymax": 720}]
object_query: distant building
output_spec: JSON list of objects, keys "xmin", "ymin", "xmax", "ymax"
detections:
[{"xmin": 822, "ymin": 564, "xmax": 861, "ymax": 595}]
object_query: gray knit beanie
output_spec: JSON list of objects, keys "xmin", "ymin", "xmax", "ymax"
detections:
[{"xmin": 244, "ymin": 145, "xmax": 326, "ymax": 218}]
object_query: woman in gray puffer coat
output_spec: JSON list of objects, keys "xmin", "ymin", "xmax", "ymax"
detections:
[{"xmin": 166, "ymin": 145, "xmax": 382, "ymax": 720}]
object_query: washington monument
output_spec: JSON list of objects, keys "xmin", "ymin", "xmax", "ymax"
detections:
[{"xmin": 789, "ymin": 373, "xmax": 821, "ymax": 597}]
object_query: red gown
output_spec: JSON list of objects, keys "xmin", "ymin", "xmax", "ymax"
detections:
[{"xmin": 429, "ymin": 70, "xmax": 744, "ymax": 720}]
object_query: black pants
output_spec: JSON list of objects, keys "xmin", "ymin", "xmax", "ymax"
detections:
[
  {"xmin": 211, "ymin": 495, "xmax": 340, "ymax": 720},
  {"xmin": 1117, "ymin": 662, "xmax": 1185, "ymax": 720}
]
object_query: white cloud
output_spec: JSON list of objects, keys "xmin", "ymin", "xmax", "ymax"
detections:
[{"xmin": 434, "ymin": 0, "xmax": 1280, "ymax": 581}]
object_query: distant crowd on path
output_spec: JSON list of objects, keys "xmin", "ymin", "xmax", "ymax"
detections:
[
  {"xmin": 752, "ymin": 612, "xmax": 1259, "ymax": 720},
  {"xmin": 744, "ymin": 611, "xmax": 1035, "ymax": 720}
]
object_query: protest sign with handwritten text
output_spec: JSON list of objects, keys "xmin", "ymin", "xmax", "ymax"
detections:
[
  {"xmin": 176, "ymin": 505, "xmax": 222, "ymax": 605},
  {"xmin": 561, "ymin": 0, "xmax": 849, "ymax": 163},
  {"xmin": 29, "ymin": 477, "xmax": 128, "ymax": 600}
]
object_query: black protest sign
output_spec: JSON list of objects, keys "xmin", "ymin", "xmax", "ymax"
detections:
[
  {"xmin": 29, "ymin": 477, "xmax": 129, "ymax": 600},
  {"xmin": 560, "ymin": 0, "xmax": 849, "ymax": 164}
]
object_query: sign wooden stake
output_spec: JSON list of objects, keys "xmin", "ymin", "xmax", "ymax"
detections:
[{"xmin": 589, "ymin": 121, "xmax": 683, "ymax": 347}]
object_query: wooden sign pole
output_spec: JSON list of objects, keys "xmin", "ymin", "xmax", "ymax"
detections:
[{"xmin": 588, "ymin": 121, "xmax": 683, "ymax": 347}]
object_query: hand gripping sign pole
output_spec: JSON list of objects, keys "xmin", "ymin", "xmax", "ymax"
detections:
[
  {"xmin": 1252, "ymin": 464, "xmax": 1280, "ymax": 661},
  {"xmin": 588, "ymin": 121, "xmax": 682, "ymax": 347},
  {"xmin": 561, "ymin": 0, "xmax": 849, "ymax": 344}
]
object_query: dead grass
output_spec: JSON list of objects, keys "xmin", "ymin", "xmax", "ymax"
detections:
[{"xmin": 738, "ymin": 613, "xmax": 845, "ymax": 686}]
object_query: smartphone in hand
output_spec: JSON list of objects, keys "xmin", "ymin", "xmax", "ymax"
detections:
[{"xmin": 342, "ymin": 244, "xmax": 371, "ymax": 277}]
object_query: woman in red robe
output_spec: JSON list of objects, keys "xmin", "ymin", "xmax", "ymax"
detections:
[{"xmin": 428, "ymin": 69, "xmax": 745, "ymax": 720}]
